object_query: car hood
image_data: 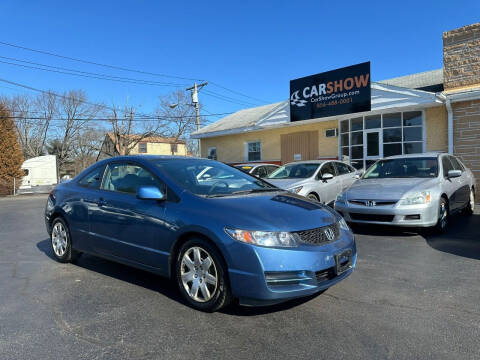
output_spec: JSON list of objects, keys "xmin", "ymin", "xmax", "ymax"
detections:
[
  {"xmin": 266, "ymin": 178, "xmax": 310, "ymax": 190},
  {"xmin": 203, "ymin": 192, "xmax": 338, "ymax": 232},
  {"xmin": 344, "ymin": 177, "xmax": 437, "ymax": 200}
]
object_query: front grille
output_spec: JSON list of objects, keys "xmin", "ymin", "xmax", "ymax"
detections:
[
  {"xmin": 294, "ymin": 223, "xmax": 340, "ymax": 245},
  {"xmin": 348, "ymin": 199, "xmax": 397, "ymax": 206},
  {"xmin": 315, "ymin": 267, "xmax": 336, "ymax": 283},
  {"xmin": 349, "ymin": 213, "xmax": 394, "ymax": 222}
]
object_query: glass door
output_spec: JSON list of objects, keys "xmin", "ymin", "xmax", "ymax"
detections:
[{"xmin": 363, "ymin": 129, "xmax": 382, "ymax": 169}]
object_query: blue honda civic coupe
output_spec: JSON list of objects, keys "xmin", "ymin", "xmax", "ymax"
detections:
[{"xmin": 45, "ymin": 156, "xmax": 356, "ymax": 311}]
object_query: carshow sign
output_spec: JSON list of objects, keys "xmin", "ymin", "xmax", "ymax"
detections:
[{"xmin": 289, "ymin": 62, "xmax": 371, "ymax": 122}]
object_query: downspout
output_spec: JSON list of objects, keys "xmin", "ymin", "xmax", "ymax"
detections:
[{"xmin": 445, "ymin": 97, "xmax": 453, "ymax": 154}]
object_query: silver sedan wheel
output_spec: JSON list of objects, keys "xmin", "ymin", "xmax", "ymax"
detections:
[
  {"xmin": 470, "ymin": 190, "xmax": 475, "ymax": 212},
  {"xmin": 180, "ymin": 247, "xmax": 218, "ymax": 303},
  {"xmin": 439, "ymin": 202, "xmax": 448, "ymax": 230},
  {"xmin": 51, "ymin": 222, "xmax": 68, "ymax": 257}
]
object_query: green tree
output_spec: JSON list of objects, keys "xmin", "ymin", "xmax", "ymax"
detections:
[{"xmin": 0, "ymin": 104, "xmax": 24, "ymax": 195}]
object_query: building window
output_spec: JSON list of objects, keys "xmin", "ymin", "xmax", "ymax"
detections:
[
  {"xmin": 207, "ymin": 147, "xmax": 217, "ymax": 160},
  {"xmin": 138, "ymin": 142, "xmax": 147, "ymax": 153},
  {"xmin": 339, "ymin": 111, "xmax": 424, "ymax": 169},
  {"xmin": 170, "ymin": 143, "xmax": 178, "ymax": 154},
  {"xmin": 247, "ymin": 141, "xmax": 261, "ymax": 161}
]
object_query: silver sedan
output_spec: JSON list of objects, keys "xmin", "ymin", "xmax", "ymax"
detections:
[
  {"xmin": 334, "ymin": 152, "xmax": 476, "ymax": 232},
  {"xmin": 266, "ymin": 160, "xmax": 359, "ymax": 204}
]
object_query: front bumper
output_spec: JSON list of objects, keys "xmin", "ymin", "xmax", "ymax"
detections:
[
  {"xmin": 334, "ymin": 200, "xmax": 438, "ymax": 227},
  {"xmin": 226, "ymin": 229, "xmax": 356, "ymax": 306}
]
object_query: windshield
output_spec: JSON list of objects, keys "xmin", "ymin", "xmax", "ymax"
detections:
[
  {"xmin": 363, "ymin": 158, "xmax": 439, "ymax": 179},
  {"xmin": 154, "ymin": 159, "xmax": 277, "ymax": 197},
  {"xmin": 268, "ymin": 163, "xmax": 319, "ymax": 179}
]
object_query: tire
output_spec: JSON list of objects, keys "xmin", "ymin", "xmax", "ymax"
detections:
[
  {"xmin": 175, "ymin": 238, "xmax": 231, "ymax": 312},
  {"xmin": 433, "ymin": 197, "xmax": 449, "ymax": 234},
  {"xmin": 463, "ymin": 188, "xmax": 475, "ymax": 216},
  {"xmin": 307, "ymin": 193, "xmax": 319, "ymax": 202},
  {"xmin": 50, "ymin": 217, "xmax": 81, "ymax": 263}
]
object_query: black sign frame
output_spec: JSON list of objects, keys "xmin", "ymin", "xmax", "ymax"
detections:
[{"xmin": 289, "ymin": 62, "xmax": 371, "ymax": 122}]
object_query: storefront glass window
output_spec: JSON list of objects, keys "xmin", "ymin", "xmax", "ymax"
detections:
[
  {"xmin": 338, "ymin": 111, "xmax": 424, "ymax": 169},
  {"xmin": 351, "ymin": 132, "xmax": 363, "ymax": 145},
  {"xmin": 340, "ymin": 120, "xmax": 349, "ymax": 133},
  {"xmin": 383, "ymin": 113, "xmax": 401, "ymax": 127},
  {"xmin": 403, "ymin": 111, "xmax": 422, "ymax": 126},
  {"xmin": 351, "ymin": 117, "xmax": 363, "ymax": 131},
  {"xmin": 365, "ymin": 115, "xmax": 381, "ymax": 129}
]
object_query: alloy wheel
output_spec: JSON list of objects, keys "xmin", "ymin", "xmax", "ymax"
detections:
[
  {"xmin": 51, "ymin": 222, "xmax": 68, "ymax": 257},
  {"xmin": 470, "ymin": 190, "xmax": 475, "ymax": 212},
  {"xmin": 180, "ymin": 247, "xmax": 218, "ymax": 303},
  {"xmin": 439, "ymin": 202, "xmax": 447, "ymax": 230}
]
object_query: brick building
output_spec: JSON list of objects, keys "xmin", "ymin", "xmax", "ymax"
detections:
[{"xmin": 192, "ymin": 23, "xmax": 480, "ymax": 187}]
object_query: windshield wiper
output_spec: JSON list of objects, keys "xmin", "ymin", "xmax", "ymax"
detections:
[{"xmin": 230, "ymin": 188, "xmax": 280, "ymax": 195}]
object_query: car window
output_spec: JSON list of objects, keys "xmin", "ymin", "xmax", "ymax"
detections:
[
  {"xmin": 320, "ymin": 162, "xmax": 336, "ymax": 178},
  {"xmin": 364, "ymin": 158, "xmax": 438, "ymax": 179},
  {"xmin": 441, "ymin": 156, "xmax": 454, "ymax": 177},
  {"xmin": 336, "ymin": 162, "xmax": 351, "ymax": 175},
  {"xmin": 101, "ymin": 163, "xmax": 164, "ymax": 194},
  {"xmin": 252, "ymin": 166, "xmax": 267, "ymax": 178},
  {"xmin": 78, "ymin": 166, "xmax": 104, "ymax": 189},
  {"xmin": 268, "ymin": 163, "xmax": 319, "ymax": 179},
  {"xmin": 155, "ymin": 159, "xmax": 274, "ymax": 196},
  {"xmin": 266, "ymin": 165, "xmax": 279, "ymax": 175},
  {"xmin": 449, "ymin": 156, "xmax": 464, "ymax": 172}
]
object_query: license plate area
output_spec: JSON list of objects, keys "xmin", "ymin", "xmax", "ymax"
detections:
[{"xmin": 334, "ymin": 249, "xmax": 353, "ymax": 275}]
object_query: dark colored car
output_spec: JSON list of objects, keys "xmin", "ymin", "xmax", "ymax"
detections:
[
  {"xmin": 46, "ymin": 156, "xmax": 356, "ymax": 311},
  {"xmin": 234, "ymin": 163, "xmax": 280, "ymax": 178}
]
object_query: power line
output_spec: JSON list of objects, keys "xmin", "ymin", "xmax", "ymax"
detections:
[
  {"xmin": 0, "ymin": 56, "xmax": 187, "ymax": 87},
  {"xmin": 0, "ymin": 40, "xmax": 270, "ymax": 105},
  {"xmin": 0, "ymin": 40, "xmax": 203, "ymax": 82},
  {"xmin": 0, "ymin": 77, "xmax": 231, "ymax": 120},
  {"xmin": 201, "ymin": 89, "xmax": 259, "ymax": 107},
  {"xmin": 0, "ymin": 56, "xmax": 262, "ymax": 107},
  {"xmin": 3, "ymin": 112, "xmax": 233, "ymax": 122},
  {"xmin": 209, "ymin": 81, "xmax": 268, "ymax": 104}
]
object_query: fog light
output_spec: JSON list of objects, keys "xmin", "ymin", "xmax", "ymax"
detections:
[{"xmin": 404, "ymin": 214, "xmax": 420, "ymax": 220}]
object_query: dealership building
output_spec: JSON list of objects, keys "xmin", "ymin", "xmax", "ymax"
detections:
[{"xmin": 192, "ymin": 23, "xmax": 480, "ymax": 183}]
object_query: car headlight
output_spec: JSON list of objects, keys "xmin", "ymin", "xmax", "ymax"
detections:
[
  {"xmin": 338, "ymin": 217, "xmax": 350, "ymax": 231},
  {"xmin": 225, "ymin": 228, "xmax": 297, "ymax": 247},
  {"xmin": 399, "ymin": 191, "xmax": 431, "ymax": 205},
  {"xmin": 288, "ymin": 186, "xmax": 303, "ymax": 194}
]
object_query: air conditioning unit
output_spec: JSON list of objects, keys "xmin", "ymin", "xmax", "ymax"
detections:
[{"xmin": 325, "ymin": 128, "xmax": 338, "ymax": 138}]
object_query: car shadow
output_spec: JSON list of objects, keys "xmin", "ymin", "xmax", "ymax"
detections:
[
  {"xmin": 350, "ymin": 223, "xmax": 420, "ymax": 237},
  {"xmin": 36, "ymin": 239, "xmax": 319, "ymax": 315},
  {"xmin": 350, "ymin": 213, "xmax": 480, "ymax": 260},
  {"xmin": 423, "ymin": 213, "xmax": 480, "ymax": 260},
  {"xmin": 36, "ymin": 238, "xmax": 187, "ymax": 306}
]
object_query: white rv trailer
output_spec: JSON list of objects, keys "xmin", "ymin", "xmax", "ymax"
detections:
[{"xmin": 20, "ymin": 155, "xmax": 58, "ymax": 189}]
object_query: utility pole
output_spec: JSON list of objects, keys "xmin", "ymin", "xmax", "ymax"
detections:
[{"xmin": 186, "ymin": 81, "xmax": 208, "ymax": 156}]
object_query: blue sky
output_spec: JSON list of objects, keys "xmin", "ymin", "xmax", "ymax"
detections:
[{"xmin": 0, "ymin": 0, "xmax": 479, "ymax": 119}]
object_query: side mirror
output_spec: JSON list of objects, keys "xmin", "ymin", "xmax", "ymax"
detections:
[
  {"xmin": 322, "ymin": 173, "xmax": 334, "ymax": 181},
  {"xmin": 137, "ymin": 186, "xmax": 165, "ymax": 201},
  {"xmin": 447, "ymin": 169, "xmax": 462, "ymax": 178},
  {"xmin": 354, "ymin": 174, "xmax": 361, "ymax": 179}
]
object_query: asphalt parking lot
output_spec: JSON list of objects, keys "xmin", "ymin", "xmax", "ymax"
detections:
[{"xmin": 1, "ymin": 195, "xmax": 479, "ymax": 360}]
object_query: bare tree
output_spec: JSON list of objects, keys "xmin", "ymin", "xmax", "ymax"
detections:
[
  {"xmin": 7, "ymin": 92, "xmax": 55, "ymax": 159},
  {"xmin": 156, "ymin": 90, "xmax": 197, "ymax": 154},
  {"xmin": 105, "ymin": 102, "xmax": 166, "ymax": 156},
  {"xmin": 50, "ymin": 90, "xmax": 101, "ymax": 173},
  {"xmin": 72, "ymin": 125, "xmax": 105, "ymax": 173}
]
